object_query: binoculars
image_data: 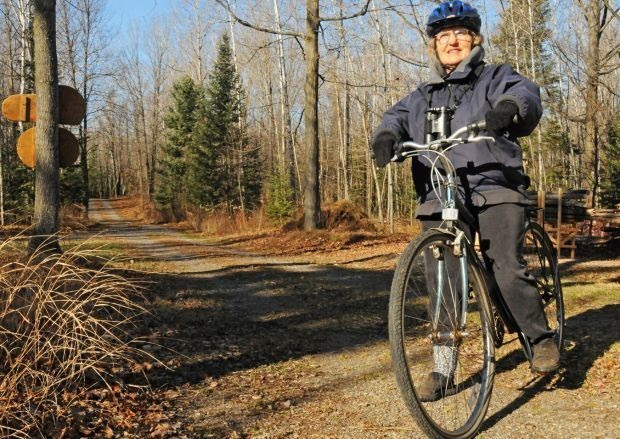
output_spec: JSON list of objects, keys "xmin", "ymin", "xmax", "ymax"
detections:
[{"xmin": 425, "ymin": 106, "xmax": 454, "ymax": 143}]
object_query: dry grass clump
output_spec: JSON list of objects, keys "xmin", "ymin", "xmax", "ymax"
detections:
[
  {"xmin": 0, "ymin": 237, "xmax": 147, "ymax": 437},
  {"xmin": 59, "ymin": 203, "xmax": 87, "ymax": 231},
  {"xmin": 186, "ymin": 205, "xmax": 266, "ymax": 235},
  {"xmin": 283, "ymin": 200, "xmax": 376, "ymax": 232}
]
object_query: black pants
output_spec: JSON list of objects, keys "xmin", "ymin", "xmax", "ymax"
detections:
[{"xmin": 420, "ymin": 203, "xmax": 553, "ymax": 343}]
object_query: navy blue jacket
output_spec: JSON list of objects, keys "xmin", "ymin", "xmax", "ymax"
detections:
[{"xmin": 376, "ymin": 46, "xmax": 542, "ymax": 216}]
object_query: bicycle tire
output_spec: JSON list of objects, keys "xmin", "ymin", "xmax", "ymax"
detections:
[
  {"xmin": 523, "ymin": 222, "xmax": 565, "ymax": 352},
  {"xmin": 389, "ymin": 230, "xmax": 495, "ymax": 439}
]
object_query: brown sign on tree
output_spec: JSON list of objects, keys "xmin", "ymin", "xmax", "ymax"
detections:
[
  {"xmin": 17, "ymin": 127, "xmax": 79, "ymax": 168},
  {"xmin": 2, "ymin": 85, "xmax": 86, "ymax": 124}
]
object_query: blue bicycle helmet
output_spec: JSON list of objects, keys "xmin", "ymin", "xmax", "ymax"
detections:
[{"xmin": 426, "ymin": 1, "xmax": 481, "ymax": 37}]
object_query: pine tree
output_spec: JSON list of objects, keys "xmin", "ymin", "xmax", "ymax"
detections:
[
  {"xmin": 492, "ymin": 0, "xmax": 554, "ymax": 77},
  {"xmin": 156, "ymin": 76, "xmax": 202, "ymax": 219},
  {"xmin": 266, "ymin": 166, "xmax": 294, "ymax": 223},
  {"xmin": 600, "ymin": 115, "xmax": 620, "ymax": 208},
  {"xmin": 60, "ymin": 165, "xmax": 85, "ymax": 204},
  {"xmin": 1, "ymin": 124, "xmax": 35, "ymax": 215},
  {"xmin": 237, "ymin": 93, "xmax": 262, "ymax": 210},
  {"xmin": 190, "ymin": 33, "xmax": 261, "ymax": 211},
  {"xmin": 492, "ymin": 0, "xmax": 557, "ymax": 190}
]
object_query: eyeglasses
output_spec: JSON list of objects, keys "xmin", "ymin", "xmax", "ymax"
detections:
[{"xmin": 435, "ymin": 28, "xmax": 474, "ymax": 46}]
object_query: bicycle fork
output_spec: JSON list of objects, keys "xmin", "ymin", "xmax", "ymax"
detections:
[{"xmin": 431, "ymin": 230, "xmax": 470, "ymax": 343}]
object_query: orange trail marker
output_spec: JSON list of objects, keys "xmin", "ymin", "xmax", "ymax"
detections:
[
  {"xmin": 2, "ymin": 85, "xmax": 86, "ymax": 124},
  {"xmin": 17, "ymin": 127, "xmax": 80, "ymax": 168},
  {"xmin": 2, "ymin": 93, "xmax": 35, "ymax": 122}
]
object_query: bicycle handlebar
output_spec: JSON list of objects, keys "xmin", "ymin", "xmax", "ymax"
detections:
[{"xmin": 391, "ymin": 119, "xmax": 493, "ymax": 162}]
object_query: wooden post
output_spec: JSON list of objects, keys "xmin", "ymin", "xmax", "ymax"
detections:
[
  {"xmin": 557, "ymin": 188, "xmax": 563, "ymax": 259},
  {"xmin": 537, "ymin": 190, "xmax": 545, "ymax": 228}
]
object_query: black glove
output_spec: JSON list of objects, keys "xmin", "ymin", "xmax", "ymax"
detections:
[
  {"xmin": 371, "ymin": 128, "xmax": 399, "ymax": 167},
  {"xmin": 485, "ymin": 101, "xmax": 519, "ymax": 136}
]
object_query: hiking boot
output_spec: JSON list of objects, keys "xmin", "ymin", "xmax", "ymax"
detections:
[
  {"xmin": 417, "ymin": 372, "xmax": 455, "ymax": 402},
  {"xmin": 531, "ymin": 337, "xmax": 560, "ymax": 374}
]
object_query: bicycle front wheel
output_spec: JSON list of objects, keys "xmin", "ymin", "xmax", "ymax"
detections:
[
  {"xmin": 389, "ymin": 230, "xmax": 495, "ymax": 439},
  {"xmin": 523, "ymin": 221, "xmax": 565, "ymax": 351}
]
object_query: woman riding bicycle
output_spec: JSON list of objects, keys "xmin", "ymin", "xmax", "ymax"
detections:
[{"xmin": 371, "ymin": 0, "xmax": 559, "ymax": 399}]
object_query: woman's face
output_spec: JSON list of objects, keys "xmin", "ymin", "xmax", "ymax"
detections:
[{"xmin": 435, "ymin": 26, "xmax": 474, "ymax": 70}]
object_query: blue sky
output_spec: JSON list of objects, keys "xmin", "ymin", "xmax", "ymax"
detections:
[{"xmin": 106, "ymin": 0, "xmax": 173, "ymax": 28}]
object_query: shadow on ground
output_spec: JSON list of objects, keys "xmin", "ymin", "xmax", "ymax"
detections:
[
  {"xmin": 130, "ymin": 265, "xmax": 393, "ymax": 387},
  {"xmin": 122, "ymin": 259, "xmax": 619, "ymax": 436},
  {"xmin": 480, "ymin": 303, "xmax": 619, "ymax": 432}
]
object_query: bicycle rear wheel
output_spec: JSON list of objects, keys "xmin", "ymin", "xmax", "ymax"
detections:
[
  {"xmin": 523, "ymin": 221, "xmax": 565, "ymax": 351},
  {"xmin": 389, "ymin": 230, "xmax": 495, "ymax": 439}
]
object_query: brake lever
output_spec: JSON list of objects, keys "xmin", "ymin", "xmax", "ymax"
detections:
[{"xmin": 391, "ymin": 142, "xmax": 406, "ymax": 162}]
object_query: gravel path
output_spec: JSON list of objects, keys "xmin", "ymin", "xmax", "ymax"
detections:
[
  {"xmin": 87, "ymin": 199, "xmax": 308, "ymax": 273},
  {"xmin": 84, "ymin": 199, "xmax": 619, "ymax": 438}
]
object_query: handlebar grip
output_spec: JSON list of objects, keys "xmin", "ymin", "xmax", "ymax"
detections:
[
  {"xmin": 467, "ymin": 120, "xmax": 486, "ymax": 133},
  {"xmin": 467, "ymin": 114, "xmax": 518, "ymax": 134}
]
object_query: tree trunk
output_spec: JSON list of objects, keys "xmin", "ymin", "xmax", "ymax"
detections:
[
  {"xmin": 0, "ymin": 145, "xmax": 4, "ymax": 226},
  {"xmin": 372, "ymin": 1, "xmax": 394, "ymax": 231},
  {"xmin": 338, "ymin": 0, "xmax": 350, "ymax": 200},
  {"xmin": 303, "ymin": 0, "xmax": 320, "ymax": 231},
  {"xmin": 81, "ymin": 85, "xmax": 90, "ymax": 218},
  {"xmin": 273, "ymin": 0, "xmax": 297, "ymax": 201},
  {"xmin": 80, "ymin": 2, "xmax": 92, "ymax": 219},
  {"xmin": 29, "ymin": 0, "xmax": 60, "ymax": 255},
  {"xmin": 15, "ymin": 0, "xmax": 32, "ymax": 135},
  {"xmin": 584, "ymin": 0, "xmax": 603, "ymax": 208}
]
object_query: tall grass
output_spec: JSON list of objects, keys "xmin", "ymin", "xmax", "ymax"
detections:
[
  {"xmin": 0, "ymin": 236, "xmax": 147, "ymax": 437},
  {"xmin": 185, "ymin": 205, "xmax": 267, "ymax": 235}
]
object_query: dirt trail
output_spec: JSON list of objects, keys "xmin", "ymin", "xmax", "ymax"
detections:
[
  {"xmin": 87, "ymin": 199, "xmax": 309, "ymax": 273},
  {"xmin": 83, "ymin": 199, "xmax": 618, "ymax": 438}
]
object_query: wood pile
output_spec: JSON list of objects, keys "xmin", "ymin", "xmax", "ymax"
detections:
[
  {"xmin": 524, "ymin": 189, "xmax": 620, "ymax": 259},
  {"xmin": 525, "ymin": 189, "xmax": 591, "ymax": 223}
]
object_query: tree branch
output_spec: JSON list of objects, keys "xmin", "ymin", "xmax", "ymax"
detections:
[
  {"xmin": 600, "ymin": 64, "xmax": 620, "ymax": 77},
  {"xmin": 389, "ymin": 0, "xmax": 428, "ymax": 44},
  {"xmin": 386, "ymin": 48, "xmax": 428, "ymax": 68},
  {"xmin": 602, "ymin": 0, "xmax": 620, "ymax": 22},
  {"xmin": 320, "ymin": 0, "xmax": 372, "ymax": 22},
  {"xmin": 601, "ymin": 43, "xmax": 620, "ymax": 64},
  {"xmin": 214, "ymin": 0, "xmax": 303, "ymax": 38},
  {"xmin": 598, "ymin": 4, "xmax": 608, "ymax": 39},
  {"xmin": 294, "ymin": 36, "xmax": 305, "ymax": 59}
]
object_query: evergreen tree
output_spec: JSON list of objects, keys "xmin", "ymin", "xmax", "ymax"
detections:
[
  {"xmin": 540, "ymin": 119, "xmax": 571, "ymax": 187},
  {"xmin": 266, "ymin": 166, "xmax": 294, "ymax": 223},
  {"xmin": 600, "ymin": 115, "xmax": 620, "ymax": 208},
  {"xmin": 60, "ymin": 165, "xmax": 85, "ymax": 204},
  {"xmin": 491, "ymin": 0, "xmax": 553, "ymax": 82},
  {"xmin": 156, "ymin": 76, "xmax": 202, "ymax": 219},
  {"xmin": 492, "ymin": 0, "xmax": 558, "ymax": 189},
  {"xmin": 238, "ymin": 97, "xmax": 262, "ymax": 210},
  {"xmin": 1, "ymin": 121, "xmax": 35, "ymax": 219},
  {"xmin": 190, "ymin": 33, "xmax": 261, "ymax": 211}
]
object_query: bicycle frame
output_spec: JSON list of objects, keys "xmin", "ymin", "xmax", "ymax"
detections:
[
  {"xmin": 395, "ymin": 122, "xmax": 528, "ymax": 352},
  {"xmin": 387, "ymin": 121, "xmax": 564, "ymax": 439}
]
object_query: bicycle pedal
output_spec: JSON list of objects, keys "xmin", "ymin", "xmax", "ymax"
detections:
[{"xmin": 494, "ymin": 312, "xmax": 505, "ymax": 346}]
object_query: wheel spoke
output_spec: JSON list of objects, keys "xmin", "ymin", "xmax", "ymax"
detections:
[
  {"xmin": 522, "ymin": 223, "xmax": 565, "ymax": 349},
  {"xmin": 389, "ymin": 231, "xmax": 495, "ymax": 437}
]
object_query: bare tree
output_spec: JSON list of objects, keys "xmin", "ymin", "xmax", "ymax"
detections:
[
  {"xmin": 578, "ymin": 0, "xmax": 617, "ymax": 207},
  {"xmin": 29, "ymin": 0, "xmax": 59, "ymax": 254},
  {"xmin": 216, "ymin": 0, "xmax": 371, "ymax": 230},
  {"xmin": 57, "ymin": 0, "xmax": 108, "ymax": 219},
  {"xmin": 272, "ymin": 0, "xmax": 298, "ymax": 200},
  {"xmin": 145, "ymin": 21, "xmax": 169, "ymax": 199}
]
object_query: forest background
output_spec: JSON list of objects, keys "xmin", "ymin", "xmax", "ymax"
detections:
[{"xmin": 0, "ymin": 0, "xmax": 618, "ymax": 233}]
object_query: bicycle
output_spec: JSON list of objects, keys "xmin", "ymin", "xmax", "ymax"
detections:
[{"xmin": 387, "ymin": 113, "xmax": 564, "ymax": 439}]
